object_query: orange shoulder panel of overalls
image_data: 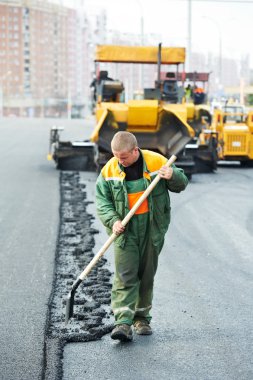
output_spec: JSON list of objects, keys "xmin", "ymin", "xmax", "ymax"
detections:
[
  {"xmin": 101, "ymin": 157, "xmax": 122, "ymax": 179},
  {"xmin": 141, "ymin": 150, "xmax": 167, "ymax": 172}
]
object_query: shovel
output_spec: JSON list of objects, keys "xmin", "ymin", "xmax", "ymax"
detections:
[{"xmin": 65, "ymin": 154, "xmax": 177, "ymax": 325}]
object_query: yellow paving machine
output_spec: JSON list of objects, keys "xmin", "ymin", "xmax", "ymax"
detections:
[
  {"xmin": 48, "ymin": 44, "xmax": 218, "ymax": 177},
  {"xmin": 212, "ymin": 103, "xmax": 253, "ymax": 165}
]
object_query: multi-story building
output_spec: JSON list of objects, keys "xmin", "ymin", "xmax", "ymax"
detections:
[
  {"xmin": 0, "ymin": 3, "xmax": 23, "ymax": 116},
  {"xmin": 0, "ymin": 0, "xmax": 90, "ymax": 117}
]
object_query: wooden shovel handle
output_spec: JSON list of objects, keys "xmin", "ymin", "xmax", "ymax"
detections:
[{"xmin": 79, "ymin": 154, "xmax": 177, "ymax": 281}]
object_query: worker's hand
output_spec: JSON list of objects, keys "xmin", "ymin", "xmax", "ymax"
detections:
[
  {"xmin": 159, "ymin": 165, "xmax": 173, "ymax": 180},
  {"xmin": 113, "ymin": 220, "xmax": 125, "ymax": 235}
]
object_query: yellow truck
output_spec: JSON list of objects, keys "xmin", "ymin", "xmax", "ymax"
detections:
[
  {"xmin": 212, "ymin": 103, "xmax": 253, "ymax": 165},
  {"xmin": 49, "ymin": 44, "xmax": 218, "ymax": 177}
]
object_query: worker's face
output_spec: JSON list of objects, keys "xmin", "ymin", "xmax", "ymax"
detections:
[{"xmin": 112, "ymin": 147, "xmax": 139, "ymax": 167}]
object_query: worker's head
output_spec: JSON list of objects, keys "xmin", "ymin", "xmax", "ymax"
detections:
[{"xmin": 111, "ymin": 131, "xmax": 139, "ymax": 167}]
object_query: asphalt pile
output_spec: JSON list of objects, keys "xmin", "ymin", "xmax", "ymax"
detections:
[{"xmin": 43, "ymin": 172, "xmax": 113, "ymax": 379}]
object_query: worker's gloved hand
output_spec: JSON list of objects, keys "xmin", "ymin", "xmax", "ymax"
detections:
[
  {"xmin": 159, "ymin": 165, "xmax": 173, "ymax": 180},
  {"xmin": 113, "ymin": 220, "xmax": 125, "ymax": 235}
]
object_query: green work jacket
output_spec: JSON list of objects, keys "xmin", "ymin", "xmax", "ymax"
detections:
[{"xmin": 96, "ymin": 149, "xmax": 188, "ymax": 247}]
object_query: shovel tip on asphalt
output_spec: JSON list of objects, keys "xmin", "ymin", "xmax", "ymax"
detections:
[{"xmin": 65, "ymin": 277, "xmax": 83, "ymax": 325}]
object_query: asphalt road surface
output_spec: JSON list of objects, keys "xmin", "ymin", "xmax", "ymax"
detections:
[
  {"xmin": 0, "ymin": 117, "xmax": 93, "ymax": 380},
  {"xmin": 62, "ymin": 165, "xmax": 253, "ymax": 380},
  {"xmin": 1, "ymin": 117, "xmax": 253, "ymax": 380}
]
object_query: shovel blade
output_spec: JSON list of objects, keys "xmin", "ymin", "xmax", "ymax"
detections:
[
  {"xmin": 65, "ymin": 278, "xmax": 82, "ymax": 325},
  {"xmin": 65, "ymin": 291, "xmax": 74, "ymax": 325}
]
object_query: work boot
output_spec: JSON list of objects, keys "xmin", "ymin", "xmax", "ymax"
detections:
[
  {"xmin": 134, "ymin": 320, "xmax": 152, "ymax": 335},
  {"xmin": 110, "ymin": 324, "xmax": 133, "ymax": 342}
]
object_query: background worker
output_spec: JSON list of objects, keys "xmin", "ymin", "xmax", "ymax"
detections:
[
  {"xmin": 185, "ymin": 83, "xmax": 193, "ymax": 102},
  {"xmin": 96, "ymin": 131, "xmax": 188, "ymax": 342}
]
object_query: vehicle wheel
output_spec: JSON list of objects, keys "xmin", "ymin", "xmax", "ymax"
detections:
[
  {"xmin": 240, "ymin": 160, "xmax": 253, "ymax": 167},
  {"xmin": 58, "ymin": 156, "xmax": 89, "ymax": 171},
  {"xmin": 194, "ymin": 157, "xmax": 214, "ymax": 173}
]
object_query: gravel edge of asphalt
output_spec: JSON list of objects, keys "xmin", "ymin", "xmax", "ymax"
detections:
[{"xmin": 42, "ymin": 172, "xmax": 114, "ymax": 380}]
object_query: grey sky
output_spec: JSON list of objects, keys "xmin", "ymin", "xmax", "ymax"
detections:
[{"xmin": 58, "ymin": 0, "xmax": 253, "ymax": 65}]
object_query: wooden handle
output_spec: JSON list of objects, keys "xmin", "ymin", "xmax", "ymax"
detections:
[{"xmin": 79, "ymin": 154, "xmax": 177, "ymax": 281}]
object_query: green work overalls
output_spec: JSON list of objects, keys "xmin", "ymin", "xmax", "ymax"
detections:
[{"xmin": 111, "ymin": 177, "xmax": 163, "ymax": 326}]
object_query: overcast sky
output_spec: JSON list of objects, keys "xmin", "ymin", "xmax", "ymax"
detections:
[{"xmin": 58, "ymin": 0, "xmax": 253, "ymax": 65}]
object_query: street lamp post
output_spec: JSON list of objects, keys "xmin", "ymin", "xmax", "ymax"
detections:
[
  {"xmin": 67, "ymin": 81, "xmax": 72, "ymax": 120},
  {"xmin": 187, "ymin": 0, "xmax": 192, "ymax": 72},
  {"xmin": 0, "ymin": 87, "xmax": 3, "ymax": 118},
  {"xmin": 0, "ymin": 71, "xmax": 12, "ymax": 118},
  {"xmin": 203, "ymin": 16, "xmax": 222, "ymax": 86},
  {"xmin": 136, "ymin": 0, "xmax": 144, "ymax": 89},
  {"xmin": 58, "ymin": 72, "xmax": 72, "ymax": 119}
]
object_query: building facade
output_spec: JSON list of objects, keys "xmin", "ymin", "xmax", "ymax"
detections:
[{"xmin": 0, "ymin": 0, "xmax": 92, "ymax": 117}]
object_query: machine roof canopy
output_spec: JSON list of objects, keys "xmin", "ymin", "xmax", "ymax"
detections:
[{"xmin": 95, "ymin": 45, "xmax": 186, "ymax": 64}]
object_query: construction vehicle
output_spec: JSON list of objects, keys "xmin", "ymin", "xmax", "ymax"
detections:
[
  {"xmin": 48, "ymin": 44, "xmax": 218, "ymax": 177},
  {"xmin": 212, "ymin": 103, "xmax": 253, "ymax": 165},
  {"xmin": 160, "ymin": 70, "xmax": 212, "ymax": 124}
]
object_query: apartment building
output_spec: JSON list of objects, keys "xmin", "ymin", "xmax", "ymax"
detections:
[
  {"xmin": 0, "ymin": 0, "xmax": 90, "ymax": 117},
  {"xmin": 0, "ymin": 3, "xmax": 22, "ymax": 115}
]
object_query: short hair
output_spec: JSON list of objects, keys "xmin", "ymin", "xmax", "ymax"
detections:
[{"xmin": 111, "ymin": 131, "xmax": 138, "ymax": 152}]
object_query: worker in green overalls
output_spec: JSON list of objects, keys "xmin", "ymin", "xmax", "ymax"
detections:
[{"xmin": 96, "ymin": 131, "xmax": 188, "ymax": 341}]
